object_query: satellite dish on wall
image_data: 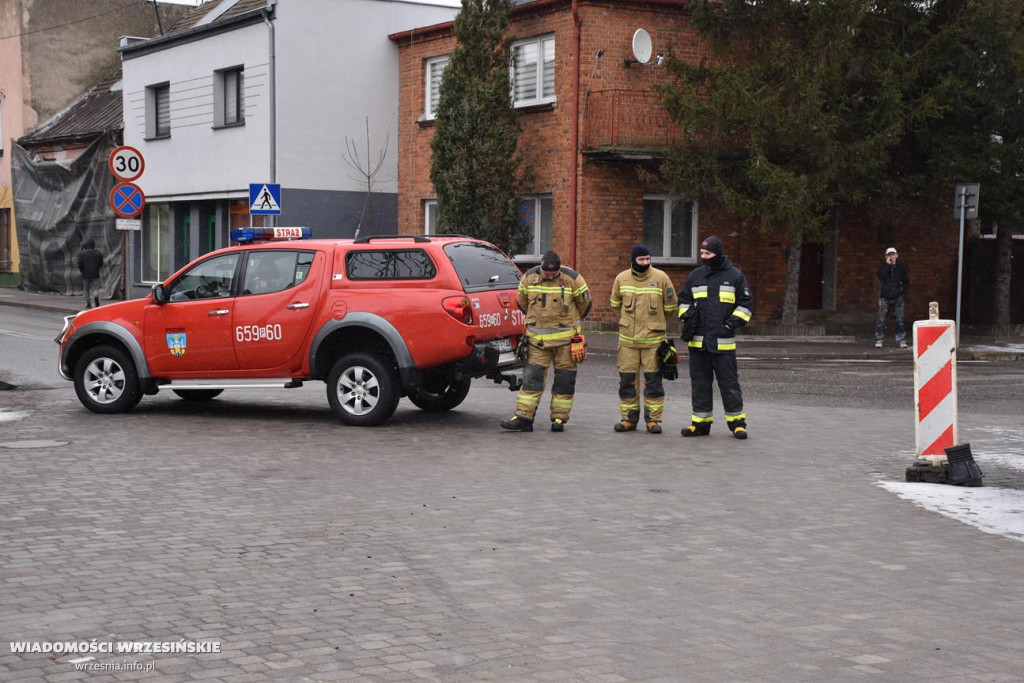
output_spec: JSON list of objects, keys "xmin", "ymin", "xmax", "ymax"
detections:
[{"xmin": 632, "ymin": 28, "xmax": 653, "ymax": 65}]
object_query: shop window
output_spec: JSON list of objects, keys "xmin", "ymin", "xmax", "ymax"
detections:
[{"xmin": 142, "ymin": 204, "xmax": 173, "ymax": 283}]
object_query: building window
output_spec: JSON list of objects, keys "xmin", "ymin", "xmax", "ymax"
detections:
[
  {"xmin": 146, "ymin": 83, "xmax": 170, "ymax": 139},
  {"xmin": 424, "ymin": 200, "xmax": 438, "ymax": 234},
  {"xmin": 215, "ymin": 67, "xmax": 245, "ymax": 127},
  {"xmin": 511, "ymin": 35, "xmax": 555, "ymax": 107},
  {"xmin": 142, "ymin": 204, "xmax": 173, "ymax": 283},
  {"xmin": 0, "ymin": 209, "xmax": 11, "ymax": 272},
  {"xmin": 642, "ymin": 196, "xmax": 697, "ymax": 263},
  {"xmin": 516, "ymin": 195, "xmax": 553, "ymax": 261},
  {"xmin": 424, "ymin": 56, "xmax": 449, "ymax": 120}
]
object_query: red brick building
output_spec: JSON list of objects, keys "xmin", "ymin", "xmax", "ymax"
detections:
[{"xmin": 390, "ymin": 0, "xmax": 958, "ymax": 328}]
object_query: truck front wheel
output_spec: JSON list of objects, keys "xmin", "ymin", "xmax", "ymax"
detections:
[
  {"xmin": 326, "ymin": 353, "xmax": 400, "ymax": 426},
  {"xmin": 73, "ymin": 344, "xmax": 143, "ymax": 414}
]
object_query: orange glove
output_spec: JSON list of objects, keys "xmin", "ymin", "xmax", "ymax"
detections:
[{"xmin": 570, "ymin": 334, "xmax": 587, "ymax": 363}]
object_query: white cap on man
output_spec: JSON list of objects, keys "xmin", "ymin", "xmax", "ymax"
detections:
[{"xmin": 886, "ymin": 247, "xmax": 897, "ymax": 255}]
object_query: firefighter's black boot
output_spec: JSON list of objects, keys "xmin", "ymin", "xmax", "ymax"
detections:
[
  {"xmin": 551, "ymin": 419, "xmax": 565, "ymax": 432},
  {"xmin": 646, "ymin": 422, "xmax": 662, "ymax": 434},
  {"xmin": 500, "ymin": 416, "xmax": 534, "ymax": 432},
  {"xmin": 681, "ymin": 424, "xmax": 711, "ymax": 437},
  {"xmin": 732, "ymin": 426, "xmax": 748, "ymax": 440}
]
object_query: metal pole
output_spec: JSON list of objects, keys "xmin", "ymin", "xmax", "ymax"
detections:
[
  {"xmin": 955, "ymin": 186, "xmax": 966, "ymax": 346},
  {"xmin": 262, "ymin": 1, "xmax": 277, "ymax": 228}
]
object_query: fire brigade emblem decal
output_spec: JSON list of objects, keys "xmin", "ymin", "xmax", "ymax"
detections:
[{"xmin": 166, "ymin": 332, "xmax": 187, "ymax": 358}]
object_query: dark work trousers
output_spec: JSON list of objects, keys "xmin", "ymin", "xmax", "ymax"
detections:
[{"xmin": 688, "ymin": 349, "xmax": 746, "ymax": 430}]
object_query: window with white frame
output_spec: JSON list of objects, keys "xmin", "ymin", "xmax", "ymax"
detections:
[
  {"xmin": 423, "ymin": 200, "xmax": 438, "ymax": 234},
  {"xmin": 142, "ymin": 204, "xmax": 173, "ymax": 283},
  {"xmin": 424, "ymin": 56, "xmax": 449, "ymax": 120},
  {"xmin": 214, "ymin": 66, "xmax": 244, "ymax": 127},
  {"xmin": 511, "ymin": 35, "xmax": 555, "ymax": 107},
  {"xmin": 642, "ymin": 196, "xmax": 697, "ymax": 262},
  {"xmin": 146, "ymin": 83, "xmax": 171, "ymax": 139},
  {"xmin": 515, "ymin": 195, "xmax": 553, "ymax": 260}
]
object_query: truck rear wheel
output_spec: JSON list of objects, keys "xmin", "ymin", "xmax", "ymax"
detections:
[
  {"xmin": 172, "ymin": 389, "xmax": 224, "ymax": 402},
  {"xmin": 408, "ymin": 374, "xmax": 472, "ymax": 412},
  {"xmin": 73, "ymin": 344, "xmax": 143, "ymax": 414},
  {"xmin": 326, "ymin": 353, "xmax": 399, "ymax": 426}
]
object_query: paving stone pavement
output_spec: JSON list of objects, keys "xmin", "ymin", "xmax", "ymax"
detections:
[{"xmin": 1, "ymin": 381, "xmax": 1023, "ymax": 682}]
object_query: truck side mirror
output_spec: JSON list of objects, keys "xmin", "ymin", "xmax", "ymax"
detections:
[{"xmin": 151, "ymin": 283, "xmax": 167, "ymax": 305}]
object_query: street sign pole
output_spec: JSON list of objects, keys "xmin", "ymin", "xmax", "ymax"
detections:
[
  {"xmin": 956, "ymin": 186, "xmax": 965, "ymax": 345},
  {"xmin": 952, "ymin": 183, "xmax": 979, "ymax": 346}
]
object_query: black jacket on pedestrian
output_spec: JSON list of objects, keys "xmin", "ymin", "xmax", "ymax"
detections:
[
  {"xmin": 77, "ymin": 240, "xmax": 103, "ymax": 280},
  {"xmin": 877, "ymin": 261, "xmax": 909, "ymax": 300},
  {"xmin": 678, "ymin": 256, "xmax": 753, "ymax": 354}
]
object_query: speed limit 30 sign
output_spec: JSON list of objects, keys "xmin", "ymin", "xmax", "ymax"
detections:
[{"xmin": 108, "ymin": 145, "xmax": 145, "ymax": 182}]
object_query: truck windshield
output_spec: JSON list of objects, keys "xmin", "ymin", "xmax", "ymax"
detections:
[{"xmin": 444, "ymin": 242, "xmax": 522, "ymax": 293}]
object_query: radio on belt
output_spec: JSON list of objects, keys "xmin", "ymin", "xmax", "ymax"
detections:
[{"xmin": 231, "ymin": 226, "xmax": 311, "ymax": 243}]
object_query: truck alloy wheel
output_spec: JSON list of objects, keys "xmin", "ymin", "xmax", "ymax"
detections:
[
  {"xmin": 73, "ymin": 345, "xmax": 142, "ymax": 414},
  {"xmin": 326, "ymin": 353, "xmax": 399, "ymax": 426}
]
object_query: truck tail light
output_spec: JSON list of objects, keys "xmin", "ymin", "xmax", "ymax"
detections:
[{"xmin": 442, "ymin": 296, "xmax": 473, "ymax": 325}]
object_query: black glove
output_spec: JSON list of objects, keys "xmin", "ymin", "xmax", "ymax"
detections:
[{"xmin": 720, "ymin": 324, "xmax": 733, "ymax": 336}]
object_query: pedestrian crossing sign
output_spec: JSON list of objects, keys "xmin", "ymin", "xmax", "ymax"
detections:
[{"xmin": 249, "ymin": 183, "xmax": 282, "ymax": 215}]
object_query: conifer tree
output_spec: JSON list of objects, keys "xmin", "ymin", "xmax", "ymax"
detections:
[
  {"xmin": 430, "ymin": 0, "xmax": 528, "ymax": 256},
  {"xmin": 658, "ymin": 0, "xmax": 913, "ymax": 324}
]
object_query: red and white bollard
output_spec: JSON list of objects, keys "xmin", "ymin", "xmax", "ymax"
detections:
[{"xmin": 913, "ymin": 304, "xmax": 958, "ymax": 465}]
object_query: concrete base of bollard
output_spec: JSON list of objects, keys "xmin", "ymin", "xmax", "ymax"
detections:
[{"xmin": 905, "ymin": 459, "xmax": 983, "ymax": 487}]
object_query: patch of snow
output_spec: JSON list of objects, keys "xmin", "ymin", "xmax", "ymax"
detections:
[{"xmin": 878, "ymin": 481, "xmax": 1024, "ymax": 542}]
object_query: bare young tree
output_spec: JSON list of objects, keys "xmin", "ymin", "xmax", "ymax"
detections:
[{"xmin": 343, "ymin": 117, "xmax": 389, "ymax": 239}]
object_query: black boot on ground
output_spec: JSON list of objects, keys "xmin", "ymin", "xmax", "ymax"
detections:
[
  {"xmin": 732, "ymin": 426, "xmax": 748, "ymax": 440},
  {"xmin": 500, "ymin": 416, "xmax": 534, "ymax": 432},
  {"xmin": 681, "ymin": 424, "xmax": 711, "ymax": 437},
  {"xmin": 646, "ymin": 422, "xmax": 662, "ymax": 434},
  {"xmin": 614, "ymin": 421, "xmax": 637, "ymax": 432},
  {"xmin": 551, "ymin": 419, "xmax": 565, "ymax": 432}
]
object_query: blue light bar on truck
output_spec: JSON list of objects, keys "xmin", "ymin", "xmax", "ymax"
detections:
[{"xmin": 231, "ymin": 227, "xmax": 312, "ymax": 243}]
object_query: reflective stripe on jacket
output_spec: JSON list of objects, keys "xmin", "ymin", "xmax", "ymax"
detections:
[
  {"xmin": 678, "ymin": 257, "xmax": 753, "ymax": 354},
  {"xmin": 517, "ymin": 266, "xmax": 591, "ymax": 346},
  {"xmin": 610, "ymin": 267, "xmax": 678, "ymax": 348}
]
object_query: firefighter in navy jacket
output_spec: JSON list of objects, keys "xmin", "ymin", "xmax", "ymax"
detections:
[{"xmin": 677, "ymin": 236, "xmax": 753, "ymax": 439}]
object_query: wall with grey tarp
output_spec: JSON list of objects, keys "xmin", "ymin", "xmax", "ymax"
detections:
[{"xmin": 12, "ymin": 135, "xmax": 121, "ymax": 299}]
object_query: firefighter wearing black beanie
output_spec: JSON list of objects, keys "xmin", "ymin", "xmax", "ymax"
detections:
[{"xmin": 610, "ymin": 244, "xmax": 678, "ymax": 433}]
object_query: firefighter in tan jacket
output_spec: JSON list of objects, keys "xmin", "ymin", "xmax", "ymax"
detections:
[
  {"xmin": 610, "ymin": 245, "xmax": 679, "ymax": 433},
  {"xmin": 501, "ymin": 251, "xmax": 591, "ymax": 432}
]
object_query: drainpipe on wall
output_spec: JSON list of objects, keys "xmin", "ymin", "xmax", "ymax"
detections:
[
  {"xmin": 262, "ymin": 0, "xmax": 277, "ymax": 227},
  {"xmin": 569, "ymin": 0, "xmax": 580, "ymax": 268}
]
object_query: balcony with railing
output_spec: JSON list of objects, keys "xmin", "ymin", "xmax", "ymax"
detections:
[{"xmin": 583, "ymin": 88, "xmax": 684, "ymax": 159}]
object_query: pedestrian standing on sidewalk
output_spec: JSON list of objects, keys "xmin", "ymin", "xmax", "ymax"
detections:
[
  {"xmin": 678, "ymin": 236, "xmax": 753, "ymax": 440},
  {"xmin": 77, "ymin": 238, "xmax": 104, "ymax": 309},
  {"xmin": 875, "ymin": 246, "xmax": 909, "ymax": 349},
  {"xmin": 501, "ymin": 251, "xmax": 592, "ymax": 433},
  {"xmin": 610, "ymin": 244, "xmax": 678, "ymax": 434}
]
